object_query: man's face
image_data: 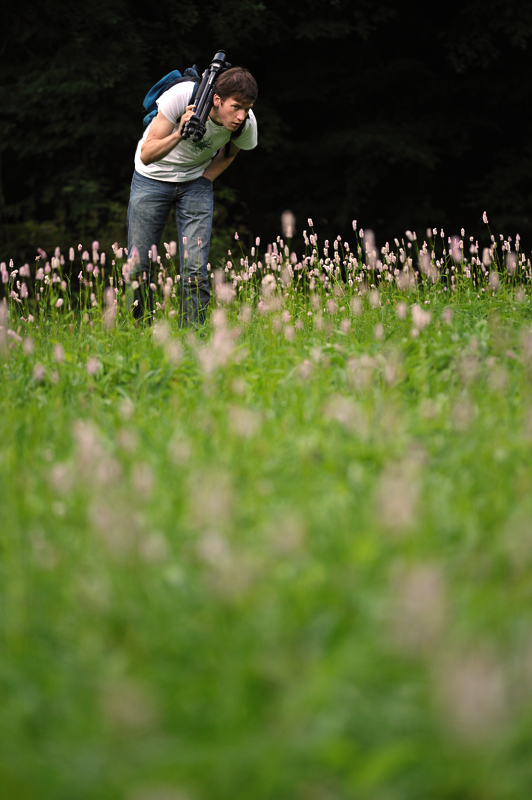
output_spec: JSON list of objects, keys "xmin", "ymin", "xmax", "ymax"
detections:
[{"xmin": 210, "ymin": 95, "xmax": 253, "ymax": 131}]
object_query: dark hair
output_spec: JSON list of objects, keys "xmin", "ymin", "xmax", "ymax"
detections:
[{"xmin": 214, "ymin": 67, "xmax": 258, "ymax": 105}]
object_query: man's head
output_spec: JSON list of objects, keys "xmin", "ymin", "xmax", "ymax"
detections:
[
  {"xmin": 210, "ymin": 67, "xmax": 258, "ymax": 132},
  {"xmin": 214, "ymin": 67, "xmax": 258, "ymax": 107}
]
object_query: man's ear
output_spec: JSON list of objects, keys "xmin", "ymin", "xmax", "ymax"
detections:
[{"xmin": 212, "ymin": 94, "xmax": 221, "ymax": 108}]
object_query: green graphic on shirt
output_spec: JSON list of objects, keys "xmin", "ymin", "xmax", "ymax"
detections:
[{"xmin": 192, "ymin": 137, "xmax": 214, "ymax": 152}]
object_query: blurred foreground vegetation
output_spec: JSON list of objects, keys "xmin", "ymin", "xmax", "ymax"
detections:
[{"xmin": 2, "ymin": 226, "xmax": 532, "ymax": 799}]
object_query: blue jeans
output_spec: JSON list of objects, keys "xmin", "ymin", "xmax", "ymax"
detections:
[{"xmin": 127, "ymin": 170, "xmax": 214, "ymax": 325}]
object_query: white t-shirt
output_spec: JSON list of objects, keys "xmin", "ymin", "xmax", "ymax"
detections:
[{"xmin": 134, "ymin": 81, "xmax": 258, "ymax": 182}]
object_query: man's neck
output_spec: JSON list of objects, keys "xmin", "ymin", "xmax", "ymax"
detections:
[{"xmin": 209, "ymin": 108, "xmax": 223, "ymax": 127}]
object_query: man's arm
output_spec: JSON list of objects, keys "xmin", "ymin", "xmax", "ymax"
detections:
[
  {"xmin": 140, "ymin": 106, "xmax": 196, "ymax": 166},
  {"xmin": 202, "ymin": 142, "xmax": 240, "ymax": 182}
]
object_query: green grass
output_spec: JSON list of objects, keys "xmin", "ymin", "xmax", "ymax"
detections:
[{"xmin": 2, "ymin": 229, "xmax": 532, "ymax": 799}]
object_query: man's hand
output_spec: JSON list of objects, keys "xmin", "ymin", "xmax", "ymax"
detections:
[
  {"xmin": 140, "ymin": 106, "xmax": 196, "ymax": 166},
  {"xmin": 176, "ymin": 104, "xmax": 197, "ymax": 138}
]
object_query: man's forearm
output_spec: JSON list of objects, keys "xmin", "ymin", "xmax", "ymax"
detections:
[
  {"xmin": 140, "ymin": 106, "xmax": 195, "ymax": 166},
  {"xmin": 202, "ymin": 148, "xmax": 238, "ymax": 182},
  {"xmin": 141, "ymin": 131, "xmax": 183, "ymax": 165}
]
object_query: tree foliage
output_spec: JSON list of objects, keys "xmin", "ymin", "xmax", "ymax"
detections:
[{"xmin": 1, "ymin": 0, "xmax": 531, "ymax": 262}]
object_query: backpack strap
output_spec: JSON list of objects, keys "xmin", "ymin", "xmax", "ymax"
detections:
[
  {"xmin": 224, "ymin": 118, "xmax": 248, "ymax": 157},
  {"xmin": 186, "ymin": 80, "xmax": 200, "ymax": 114}
]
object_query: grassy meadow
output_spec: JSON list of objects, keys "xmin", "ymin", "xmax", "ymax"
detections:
[{"xmin": 2, "ymin": 220, "xmax": 532, "ymax": 799}]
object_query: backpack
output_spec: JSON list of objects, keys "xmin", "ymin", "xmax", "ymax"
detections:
[{"xmin": 142, "ymin": 65, "xmax": 201, "ymax": 127}]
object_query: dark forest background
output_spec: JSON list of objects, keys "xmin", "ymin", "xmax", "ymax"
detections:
[{"xmin": 1, "ymin": 0, "xmax": 532, "ymax": 266}]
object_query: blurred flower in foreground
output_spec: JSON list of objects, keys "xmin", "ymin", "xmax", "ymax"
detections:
[
  {"xmin": 396, "ymin": 301, "xmax": 408, "ymax": 320},
  {"xmin": 227, "ymin": 405, "xmax": 262, "ymax": 438},
  {"xmin": 100, "ymin": 677, "xmax": 159, "ymax": 733},
  {"xmin": 33, "ymin": 364, "xmax": 46, "ymax": 382},
  {"xmin": 0, "ymin": 301, "xmax": 7, "ymax": 355},
  {"xmin": 441, "ymin": 307, "xmax": 453, "ymax": 325},
  {"xmin": 86, "ymin": 357, "xmax": 100, "ymax": 376},
  {"xmin": 411, "ymin": 304, "xmax": 432, "ymax": 331},
  {"xmin": 346, "ymin": 354, "xmax": 376, "ymax": 391},
  {"xmin": 192, "ymin": 309, "xmax": 240, "ymax": 376},
  {"xmin": 436, "ymin": 647, "xmax": 509, "ymax": 744},
  {"xmin": 450, "ymin": 235, "xmax": 462, "ymax": 263},
  {"xmin": 323, "ymin": 393, "xmax": 368, "ymax": 436},
  {"xmin": 213, "ymin": 269, "xmax": 236, "ymax": 304},
  {"xmin": 189, "ymin": 468, "xmax": 233, "ymax": 531},
  {"xmin": 261, "ymin": 274, "xmax": 276, "ymax": 298},
  {"xmin": 375, "ymin": 446, "xmax": 425, "ymax": 533},
  {"xmin": 103, "ymin": 286, "xmax": 116, "ymax": 329},
  {"xmin": 281, "ymin": 209, "xmax": 295, "ymax": 239},
  {"xmin": 388, "ymin": 562, "xmax": 447, "ymax": 653}
]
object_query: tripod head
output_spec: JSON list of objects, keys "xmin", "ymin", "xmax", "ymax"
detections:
[{"xmin": 181, "ymin": 50, "xmax": 231, "ymax": 143}]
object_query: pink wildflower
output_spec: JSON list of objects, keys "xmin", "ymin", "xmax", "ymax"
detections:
[
  {"xmin": 86, "ymin": 357, "xmax": 99, "ymax": 376},
  {"xmin": 103, "ymin": 287, "xmax": 116, "ymax": 330},
  {"xmin": 412, "ymin": 304, "xmax": 432, "ymax": 330},
  {"xmin": 33, "ymin": 364, "xmax": 46, "ymax": 382},
  {"xmin": 281, "ymin": 210, "xmax": 295, "ymax": 239},
  {"xmin": 450, "ymin": 236, "xmax": 462, "ymax": 263}
]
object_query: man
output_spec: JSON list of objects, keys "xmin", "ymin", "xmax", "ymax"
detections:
[{"xmin": 127, "ymin": 66, "xmax": 258, "ymax": 324}]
